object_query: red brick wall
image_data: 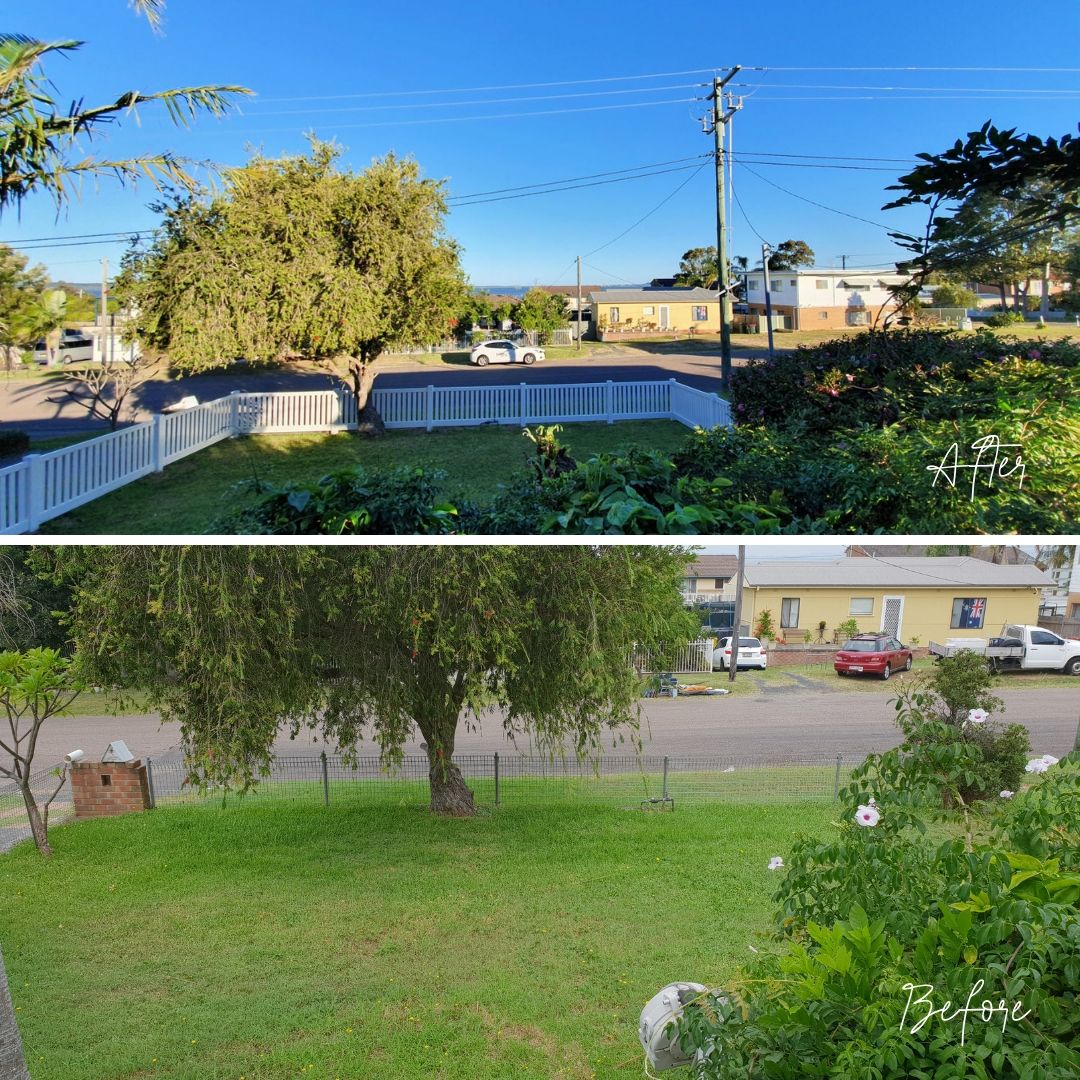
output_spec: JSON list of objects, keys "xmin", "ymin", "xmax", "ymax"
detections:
[{"xmin": 70, "ymin": 761, "xmax": 151, "ymax": 819}]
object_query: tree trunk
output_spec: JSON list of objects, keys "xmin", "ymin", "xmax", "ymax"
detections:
[
  {"xmin": 998, "ymin": 283, "xmax": 1008, "ymax": 310},
  {"xmin": 348, "ymin": 357, "xmax": 386, "ymax": 437},
  {"xmin": 0, "ymin": 943, "xmax": 31, "ymax": 1080},
  {"xmin": 19, "ymin": 785, "xmax": 52, "ymax": 857},
  {"xmin": 427, "ymin": 752, "xmax": 478, "ymax": 816}
]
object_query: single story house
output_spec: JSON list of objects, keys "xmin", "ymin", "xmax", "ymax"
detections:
[
  {"xmin": 742, "ymin": 267, "xmax": 910, "ymax": 330},
  {"xmin": 588, "ymin": 287, "xmax": 720, "ymax": 338},
  {"xmin": 738, "ymin": 557, "xmax": 1048, "ymax": 644}
]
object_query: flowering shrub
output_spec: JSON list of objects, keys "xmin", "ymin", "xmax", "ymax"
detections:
[{"xmin": 675, "ymin": 755, "xmax": 1080, "ymax": 1079}]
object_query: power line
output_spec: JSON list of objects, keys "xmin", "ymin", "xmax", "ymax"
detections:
[
  {"xmin": 584, "ymin": 261, "xmax": 639, "ymax": 286},
  {"xmin": 249, "ymin": 83, "xmax": 707, "ymax": 117},
  {"xmin": 736, "ymin": 161, "xmax": 895, "ymax": 231},
  {"xmin": 447, "ymin": 154, "xmax": 710, "ymax": 202},
  {"xmin": 756, "ymin": 66, "xmax": 1080, "ymax": 72},
  {"xmin": 583, "ymin": 164, "xmax": 708, "ymax": 258},
  {"xmin": 733, "ymin": 81, "xmax": 1080, "ymax": 94},
  {"xmin": 257, "ymin": 68, "xmax": 732, "ymax": 103}
]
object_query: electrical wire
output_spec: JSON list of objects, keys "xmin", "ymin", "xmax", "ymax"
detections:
[
  {"xmin": 732, "ymin": 81, "xmax": 1080, "ymax": 94},
  {"xmin": 736, "ymin": 162, "xmax": 896, "ymax": 231},
  {"xmin": 584, "ymin": 261, "xmax": 639, "ymax": 286},
  {"xmin": 583, "ymin": 164, "xmax": 708, "ymax": 258}
]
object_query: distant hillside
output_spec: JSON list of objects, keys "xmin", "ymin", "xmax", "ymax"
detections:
[{"xmin": 51, "ymin": 281, "xmax": 103, "ymax": 298}]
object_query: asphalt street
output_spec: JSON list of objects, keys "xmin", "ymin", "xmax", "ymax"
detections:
[
  {"xmin": 0, "ymin": 348, "xmax": 745, "ymax": 438},
  {"xmin": 18, "ymin": 684, "xmax": 1078, "ymax": 772}
]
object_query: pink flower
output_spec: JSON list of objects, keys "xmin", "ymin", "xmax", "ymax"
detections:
[
  {"xmin": 767, "ymin": 856, "xmax": 784, "ymax": 871},
  {"xmin": 1028, "ymin": 349, "xmax": 1042, "ymax": 360},
  {"xmin": 1025, "ymin": 754, "xmax": 1059, "ymax": 774},
  {"xmin": 999, "ymin": 790, "xmax": 1014, "ymax": 799},
  {"xmin": 855, "ymin": 804, "xmax": 880, "ymax": 827},
  {"xmin": 967, "ymin": 708, "xmax": 989, "ymax": 725}
]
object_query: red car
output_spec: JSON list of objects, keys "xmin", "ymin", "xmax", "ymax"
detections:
[{"xmin": 834, "ymin": 635, "xmax": 913, "ymax": 680}]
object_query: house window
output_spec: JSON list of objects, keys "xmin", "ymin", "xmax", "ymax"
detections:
[
  {"xmin": 847, "ymin": 311, "xmax": 869, "ymax": 326},
  {"xmin": 819, "ymin": 311, "xmax": 829, "ymax": 320},
  {"xmin": 747, "ymin": 280, "xmax": 759, "ymax": 291},
  {"xmin": 850, "ymin": 598, "xmax": 874, "ymax": 616},
  {"xmin": 643, "ymin": 306, "xmax": 655, "ymax": 316},
  {"xmin": 692, "ymin": 305, "xmax": 708, "ymax": 321},
  {"xmin": 951, "ymin": 598, "xmax": 986, "ymax": 629},
  {"xmin": 609, "ymin": 307, "xmax": 619, "ymax": 323},
  {"xmin": 770, "ymin": 282, "xmax": 782, "ymax": 292},
  {"xmin": 788, "ymin": 279, "xmax": 797, "ymax": 287},
  {"xmin": 780, "ymin": 598, "xmax": 800, "ymax": 628},
  {"xmin": 815, "ymin": 279, "xmax": 828, "ymax": 289}
]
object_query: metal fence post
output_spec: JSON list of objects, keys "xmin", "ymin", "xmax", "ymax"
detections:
[
  {"xmin": 494, "ymin": 752, "xmax": 500, "ymax": 807},
  {"xmin": 145, "ymin": 757, "xmax": 156, "ymax": 809},
  {"xmin": 321, "ymin": 751, "xmax": 330, "ymax": 806},
  {"xmin": 662, "ymin": 756, "xmax": 670, "ymax": 802},
  {"xmin": 833, "ymin": 753, "xmax": 842, "ymax": 800}
]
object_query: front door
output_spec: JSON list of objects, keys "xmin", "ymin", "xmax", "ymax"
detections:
[
  {"xmin": 880, "ymin": 596, "xmax": 905, "ymax": 641},
  {"xmin": 659, "ymin": 305, "xmax": 670, "ymax": 330}
]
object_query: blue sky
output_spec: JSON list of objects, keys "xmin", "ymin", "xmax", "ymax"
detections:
[{"xmin": 7, "ymin": 0, "xmax": 1080, "ymax": 289}]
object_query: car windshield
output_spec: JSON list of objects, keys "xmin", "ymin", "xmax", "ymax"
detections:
[
  {"xmin": 724, "ymin": 638, "xmax": 760, "ymax": 648},
  {"xmin": 842, "ymin": 639, "xmax": 884, "ymax": 652}
]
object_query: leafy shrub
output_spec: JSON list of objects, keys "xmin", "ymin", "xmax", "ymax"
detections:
[
  {"xmin": 215, "ymin": 466, "xmax": 459, "ymax": 534},
  {"xmin": 0, "ymin": 430, "xmax": 30, "ymax": 457},
  {"xmin": 985, "ymin": 310, "xmax": 1027, "ymax": 327},
  {"xmin": 753, "ymin": 610, "xmax": 776, "ymax": 641},
  {"xmin": 836, "ymin": 618, "xmax": 860, "ymax": 641},
  {"xmin": 675, "ymin": 747, "xmax": 1080, "ymax": 1079}
]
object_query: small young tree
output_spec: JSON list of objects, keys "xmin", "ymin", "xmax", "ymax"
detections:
[
  {"xmin": 0, "ymin": 648, "xmax": 83, "ymax": 856},
  {"xmin": 929, "ymin": 281, "xmax": 977, "ymax": 309},
  {"xmin": 925, "ymin": 649, "xmax": 1004, "ymax": 726},
  {"xmin": 45, "ymin": 347, "xmax": 153, "ymax": 431},
  {"xmin": 512, "ymin": 289, "xmax": 569, "ymax": 342}
]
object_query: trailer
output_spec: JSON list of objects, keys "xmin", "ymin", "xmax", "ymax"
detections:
[{"xmin": 928, "ymin": 624, "xmax": 1080, "ymax": 675}]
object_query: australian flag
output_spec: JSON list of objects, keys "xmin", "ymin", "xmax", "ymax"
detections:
[{"xmin": 959, "ymin": 598, "xmax": 985, "ymax": 628}]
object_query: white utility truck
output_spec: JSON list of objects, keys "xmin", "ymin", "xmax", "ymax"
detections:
[{"xmin": 928, "ymin": 624, "xmax": 1080, "ymax": 676}]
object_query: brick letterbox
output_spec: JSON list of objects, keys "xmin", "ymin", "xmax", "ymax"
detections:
[{"xmin": 70, "ymin": 760, "xmax": 152, "ymax": 819}]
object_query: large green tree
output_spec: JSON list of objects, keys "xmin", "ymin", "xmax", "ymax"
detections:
[
  {"xmin": 765, "ymin": 240, "xmax": 815, "ymax": 272},
  {"xmin": 117, "ymin": 142, "xmax": 468, "ymax": 425},
  {"xmin": 884, "ymin": 123, "xmax": 1080, "ymax": 304},
  {"xmin": 0, "ymin": 244, "xmax": 46, "ymax": 369},
  {"xmin": 674, "ymin": 247, "xmax": 719, "ymax": 288},
  {"xmin": 46, "ymin": 546, "xmax": 698, "ymax": 816},
  {"xmin": 512, "ymin": 288, "xmax": 568, "ymax": 339}
]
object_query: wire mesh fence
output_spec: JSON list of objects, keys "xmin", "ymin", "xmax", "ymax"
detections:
[
  {"xmin": 1, "ymin": 752, "xmax": 870, "ymax": 850},
  {"xmin": 0, "ymin": 765, "xmax": 75, "ymax": 852}
]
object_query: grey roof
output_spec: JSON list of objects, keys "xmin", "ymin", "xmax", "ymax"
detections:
[
  {"xmin": 588, "ymin": 287, "xmax": 718, "ymax": 304},
  {"xmin": 687, "ymin": 555, "xmax": 739, "ymax": 579},
  {"xmin": 744, "ymin": 557, "xmax": 1049, "ymax": 589}
]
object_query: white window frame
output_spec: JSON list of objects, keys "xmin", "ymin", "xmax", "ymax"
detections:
[{"xmin": 850, "ymin": 597, "xmax": 874, "ymax": 616}]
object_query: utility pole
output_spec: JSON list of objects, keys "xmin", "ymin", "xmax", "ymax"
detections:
[
  {"xmin": 709, "ymin": 66, "xmax": 742, "ymax": 390},
  {"xmin": 576, "ymin": 255, "xmax": 583, "ymax": 353},
  {"xmin": 100, "ymin": 257, "xmax": 109, "ymax": 367},
  {"xmin": 838, "ymin": 254, "xmax": 848, "ymax": 270},
  {"xmin": 728, "ymin": 545, "xmax": 745, "ymax": 684},
  {"xmin": 761, "ymin": 243, "xmax": 775, "ymax": 361}
]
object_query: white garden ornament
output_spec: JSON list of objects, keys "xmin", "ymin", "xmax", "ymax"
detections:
[{"xmin": 999, "ymin": 790, "xmax": 1015, "ymax": 799}]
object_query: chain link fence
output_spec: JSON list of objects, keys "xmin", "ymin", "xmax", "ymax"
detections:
[{"xmin": 1, "ymin": 752, "xmax": 869, "ymax": 851}]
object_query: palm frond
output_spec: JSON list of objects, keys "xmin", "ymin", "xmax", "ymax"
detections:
[{"xmin": 129, "ymin": 0, "xmax": 166, "ymax": 32}]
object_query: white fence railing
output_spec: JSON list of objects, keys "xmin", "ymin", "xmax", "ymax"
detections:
[
  {"xmin": 0, "ymin": 380, "xmax": 730, "ymax": 534},
  {"xmin": 634, "ymin": 639, "xmax": 714, "ymax": 674}
]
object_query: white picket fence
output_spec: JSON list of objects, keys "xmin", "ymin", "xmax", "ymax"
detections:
[
  {"xmin": 0, "ymin": 379, "xmax": 730, "ymax": 533},
  {"xmin": 634, "ymin": 638, "xmax": 715, "ymax": 674}
]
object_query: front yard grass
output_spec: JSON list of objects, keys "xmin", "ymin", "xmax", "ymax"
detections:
[
  {"xmin": 1, "ymin": 798, "xmax": 834, "ymax": 1080},
  {"xmin": 38, "ymin": 419, "xmax": 689, "ymax": 534}
]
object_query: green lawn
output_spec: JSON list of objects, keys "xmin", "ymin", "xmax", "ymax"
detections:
[
  {"xmin": 1, "ymin": 798, "xmax": 833, "ymax": 1080},
  {"xmin": 39, "ymin": 420, "xmax": 689, "ymax": 534}
]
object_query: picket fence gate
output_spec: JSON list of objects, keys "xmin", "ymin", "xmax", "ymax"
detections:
[{"xmin": 0, "ymin": 379, "xmax": 730, "ymax": 533}]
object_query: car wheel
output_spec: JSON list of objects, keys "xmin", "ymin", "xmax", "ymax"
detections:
[
  {"xmin": 522, "ymin": 352, "xmax": 536, "ymax": 365},
  {"xmin": 475, "ymin": 355, "xmax": 489, "ymax": 367},
  {"xmin": 1064, "ymin": 656, "xmax": 1080, "ymax": 677},
  {"xmin": 881, "ymin": 663, "xmax": 891, "ymax": 681},
  {"xmin": 904, "ymin": 656, "xmax": 912, "ymax": 671}
]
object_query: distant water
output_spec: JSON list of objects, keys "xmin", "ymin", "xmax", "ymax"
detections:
[{"xmin": 474, "ymin": 284, "xmax": 645, "ymax": 296}]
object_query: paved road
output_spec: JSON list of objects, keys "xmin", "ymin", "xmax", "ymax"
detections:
[
  {"xmin": 16, "ymin": 684, "xmax": 1077, "ymax": 772},
  {"xmin": 0, "ymin": 348, "xmax": 749, "ymax": 438}
]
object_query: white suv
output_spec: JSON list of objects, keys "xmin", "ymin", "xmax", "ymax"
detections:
[
  {"xmin": 713, "ymin": 637, "xmax": 768, "ymax": 671},
  {"xmin": 469, "ymin": 339, "xmax": 545, "ymax": 367}
]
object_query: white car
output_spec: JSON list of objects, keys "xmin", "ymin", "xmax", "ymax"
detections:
[
  {"xmin": 469, "ymin": 339, "xmax": 545, "ymax": 367},
  {"xmin": 713, "ymin": 636, "xmax": 768, "ymax": 671}
]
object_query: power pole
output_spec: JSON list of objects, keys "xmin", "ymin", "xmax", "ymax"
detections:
[
  {"xmin": 838, "ymin": 254, "xmax": 848, "ymax": 270},
  {"xmin": 100, "ymin": 257, "xmax": 109, "ymax": 367},
  {"xmin": 728, "ymin": 545, "xmax": 745, "ymax": 684},
  {"xmin": 576, "ymin": 255, "xmax": 583, "ymax": 353},
  {"xmin": 709, "ymin": 66, "xmax": 742, "ymax": 390},
  {"xmin": 761, "ymin": 243, "xmax": 775, "ymax": 361}
]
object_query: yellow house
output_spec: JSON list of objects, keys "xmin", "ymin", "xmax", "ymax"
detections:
[
  {"xmin": 589, "ymin": 288, "xmax": 720, "ymax": 338},
  {"xmin": 740, "ymin": 557, "xmax": 1048, "ymax": 645}
]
